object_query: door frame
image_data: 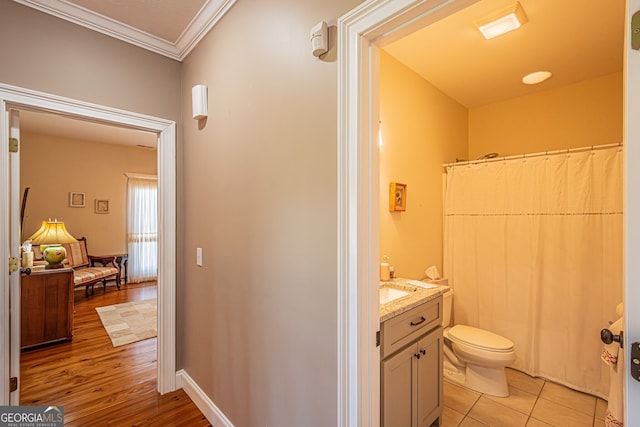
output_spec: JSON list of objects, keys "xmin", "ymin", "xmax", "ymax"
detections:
[
  {"xmin": 0, "ymin": 83, "xmax": 177, "ymax": 404},
  {"xmin": 337, "ymin": 1, "xmax": 478, "ymax": 424},
  {"xmin": 624, "ymin": 0, "xmax": 640, "ymax": 422},
  {"xmin": 337, "ymin": 0, "xmax": 637, "ymax": 425}
]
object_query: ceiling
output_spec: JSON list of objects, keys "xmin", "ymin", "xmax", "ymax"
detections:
[
  {"xmin": 18, "ymin": 110, "xmax": 158, "ymax": 149},
  {"xmin": 384, "ymin": 0, "xmax": 624, "ymax": 108},
  {"xmin": 12, "ymin": 0, "xmax": 625, "ymax": 147}
]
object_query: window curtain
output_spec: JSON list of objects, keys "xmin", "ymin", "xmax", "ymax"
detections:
[
  {"xmin": 127, "ymin": 174, "xmax": 158, "ymax": 283},
  {"xmin": 443, "ymin": 146, "xmax": 623, "ymax": 398}
]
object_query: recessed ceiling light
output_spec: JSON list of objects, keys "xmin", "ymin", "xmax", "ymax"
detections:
[
  {"xmin": 522, "ymin": 71, "xmax": 552, "ymax": 85},
  {"xmin": 475, "ymin": 2, "xmax": 528, "ymax": 40}
]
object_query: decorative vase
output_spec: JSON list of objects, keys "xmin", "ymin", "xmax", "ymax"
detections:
[{"xmin": 42, "ymin": 244, "xmax": 66, "ymax": 269}]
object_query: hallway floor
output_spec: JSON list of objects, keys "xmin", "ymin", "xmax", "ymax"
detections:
[
  {"xmin": 20, "ymin": 281, "xmax": 210, "ymax": 426},
  {"xmin": 442, "ymin": 368, "xmax": 607, "ymax": 427}
]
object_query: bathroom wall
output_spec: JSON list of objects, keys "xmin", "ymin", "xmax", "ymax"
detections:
[
  {"xmin": 380, "ymin": 54, "xmax": 622, "ymax": 281},
  {"xmin": 469, "ymin": 72, "xmax": 623, "ymax": 158},
  {"xmin": 20, "ymin": 131, "xmax": 157, "ymax": 255},
  {"xmin": 379, "ymin": 51, "xmax": 468, "ymax": 280}
]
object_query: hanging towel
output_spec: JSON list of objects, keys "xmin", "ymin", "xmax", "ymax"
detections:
[{"xmin": 601, "ymin": 316, "xmax": 624, "ymax": 427}]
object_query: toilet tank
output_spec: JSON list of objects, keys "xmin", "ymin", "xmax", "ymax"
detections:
[
  {"xmin": 427, "ymin": 278, "xmax": 452, "ymax": 327},
  {"xmin": 442, "ymin": 287, "xmax": 453, "ymax": 328}
]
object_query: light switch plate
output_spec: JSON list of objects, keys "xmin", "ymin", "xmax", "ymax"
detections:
[{"xmin": 196, "ymin": 247, "xmax": 203, "ymax": 266}]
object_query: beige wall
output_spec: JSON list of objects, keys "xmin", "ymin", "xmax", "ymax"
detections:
[
  {"xmin": 1, "ymin": 0, "xmax": 183, "ymax": 365},
  {"xmin": 180, "ymin": 0, "xmax": 360, "ymax": 425},
  {"xmin": 0, "ymin": 1, "xmax": 181, "ymax": 121},
  {"xmin": 469, "ymin": 72, "xmax": 623, "ymax": 159},
  {"xmin": 379, "ymin": 51, "xmax": 468, "ymax": 280},
  {"xmin": 20, "ymin": 132, "xmax": 156, "ymax": 255}
]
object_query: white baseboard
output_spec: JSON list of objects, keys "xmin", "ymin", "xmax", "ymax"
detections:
[{"xmin": 176, "ymin": 369, "xmax": 234, "ymax": 427}]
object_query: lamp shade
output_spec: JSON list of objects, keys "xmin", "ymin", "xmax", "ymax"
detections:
[
  {"xmin": 28, "ymin": 220, "xmax": 77, "ymax": 245},
  {"xmin": 28, "ymin": 220, "xmax": 77, "ymax": 269}
]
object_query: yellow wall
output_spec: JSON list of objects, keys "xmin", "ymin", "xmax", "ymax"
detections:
[
  {"xmin": 379, "ymin": 51, "xmax": 468, "ymax": 280},
  {"xmin": 20, "ymin": 132, "xmax": 157, "ymax": 255},
  {"xmin": 469, "ymin": 72, "xmax": 623, "ymax": 159},
  {"xmin": 380, "ymin": 56, "xmax": 622, "ymax": 281}
]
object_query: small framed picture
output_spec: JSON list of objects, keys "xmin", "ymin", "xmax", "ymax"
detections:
[
  {"xmin": 69, "ymin": 192, "xmax": 85, "ymax": 207},
  {"xmin": 389, "ymin": 182, "xmax": 407, "ymax": 212},
  {"xmin": 95, "ymin": 199, "xmax": 110, "ymax": 214}
]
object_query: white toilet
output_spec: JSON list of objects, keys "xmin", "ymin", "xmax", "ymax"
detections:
[{"xmin": 441, "ymin": 285, "xmax": 516, "ymax": 397}]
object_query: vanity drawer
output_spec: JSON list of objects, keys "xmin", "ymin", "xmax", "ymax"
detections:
[{"xmin": 381, "ymin": 296, "xmax": 442, "ymax": 358}]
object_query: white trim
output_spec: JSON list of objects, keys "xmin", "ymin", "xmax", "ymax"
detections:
[
  {"xmin": 8, "ymin": 111, "xmax": 21, "ymax": 405},
  {"xmin": 0, "ymin": 102, "xmax": 9, "ymax": 405},
  {"xmin": 625, "ymin": 0, "xmax": 640, "ymax": 423},
  {"xmin": 125, "ymin": 172, "xmax": 158, "ymax": 181},
  {"xmin": 173, "ymin": 0, "xmax": 237, "ymax": 60},
  {"xmin": 156, "ymin": 121, "xmax": 177, "ymax": 393},
  {"xmin": 11, "ymin": 0, "xmax": 236, "ymax": 61},
  {"xmin": 0, "ymin": 83, "xmax": 177, "ymax": 403},
  {"xmin": 337, "ymin": 0, "xmax": 480, "ymax": 424},
  {"xmin": 176, "ymin": 370, "xmax": 235, "ymax": 427}
]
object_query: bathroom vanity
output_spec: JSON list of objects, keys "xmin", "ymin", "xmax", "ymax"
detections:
[{"xmin": 379, "ymin": 279, "xmax": 445, "ymax": 427}]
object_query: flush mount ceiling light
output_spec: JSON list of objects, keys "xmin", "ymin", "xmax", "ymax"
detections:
[
  {"xmin": 475, "ymin": 2, "xmax": 528, "ymax": 40},
  {"xmin": 522, "ymin": 71, "xmax": 552, "ymax": 85}
]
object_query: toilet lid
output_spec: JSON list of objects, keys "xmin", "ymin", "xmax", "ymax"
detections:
[{"xmin": 448, "ymin": 325, "xmax": 514, "ymax": 352}]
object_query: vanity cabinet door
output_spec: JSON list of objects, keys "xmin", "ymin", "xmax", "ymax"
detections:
[
  {"xmin": 381, "ymin": 343, "xmax": 416, "ymax": 427},
  {"xmin": 417, "ymin": 327, "xmax": 443, "ymax": 427}
]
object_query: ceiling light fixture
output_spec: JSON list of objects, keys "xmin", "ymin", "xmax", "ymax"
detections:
[
  {"xmin": 475, "ymin": 2, "xmax": 528, "ymax": 40},
  {"xmin": 522, "ymin": 71, "xmax": 552, "ymax": 85}
]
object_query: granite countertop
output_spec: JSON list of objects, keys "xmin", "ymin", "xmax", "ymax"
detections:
[{"xmin": 379, "ymin": 277, "xmax": 447, "ymax": 322}]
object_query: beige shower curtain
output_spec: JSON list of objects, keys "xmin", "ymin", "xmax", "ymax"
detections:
[{"xmin": 443, "ymin": 146, "xmax": 623, "ymax": 398}]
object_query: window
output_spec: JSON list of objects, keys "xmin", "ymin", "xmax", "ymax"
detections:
[{"xmin": 127, "ymin": 174, "xmax": 157, "ymax": 282}]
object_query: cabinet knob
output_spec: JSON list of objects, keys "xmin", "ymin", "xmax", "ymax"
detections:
[
  {"xmin": 420, "ymin": 349, "xmax": 426, "ymax": 356},
  {"xmin": 414, "ymin": 353, "xmax": 421, "ymax": 360}
]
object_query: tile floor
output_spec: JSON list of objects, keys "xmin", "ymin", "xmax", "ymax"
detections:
[{"xmin": 442, "ymin": 368, "xmax": 607, "ymax": 427}]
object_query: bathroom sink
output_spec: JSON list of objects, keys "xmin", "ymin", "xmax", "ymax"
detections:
[{"xmin": 379, "ymin": 286, "xmax": 410, "ymax": 304}]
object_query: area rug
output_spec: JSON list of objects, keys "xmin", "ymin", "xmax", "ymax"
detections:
[{"xmin": 95, "ymin": 298, "xmax": 157, "ymax": 347}]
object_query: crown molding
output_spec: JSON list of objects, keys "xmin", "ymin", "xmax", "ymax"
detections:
[{"xmin": 12, "ymin": 0, "xmax": 236, "ymax": 61}]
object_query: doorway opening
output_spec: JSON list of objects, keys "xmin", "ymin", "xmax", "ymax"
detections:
[
  {"xmin": 337, "ymin": 0, "xmax": 633, "ymax": 425},
  {"xmin": 18, "ymin": 108, "xmax": 160, "ymax": 408},
  {"xmin": 0, "ymin": 83, "xmax": 177, "ymax": 405}
]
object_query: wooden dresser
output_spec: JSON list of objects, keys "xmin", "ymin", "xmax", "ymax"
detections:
[{"xmin": 21, "ymin": 267, "xmax": 74, "ymax": 349}]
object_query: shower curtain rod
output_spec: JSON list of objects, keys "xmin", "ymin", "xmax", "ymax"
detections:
[{"xmin": 442, "ymin": 142, "xmax": 623, "ymax": 168}]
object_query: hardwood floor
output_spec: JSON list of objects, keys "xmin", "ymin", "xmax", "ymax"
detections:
[{"xmin": 20, "ymin": 281, "xmax": 211, "ymax": 426}]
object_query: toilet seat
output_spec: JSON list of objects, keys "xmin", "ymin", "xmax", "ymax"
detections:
[{"xmin": 447, "ymin": 325, "xmax": 514, "ymax": 353}]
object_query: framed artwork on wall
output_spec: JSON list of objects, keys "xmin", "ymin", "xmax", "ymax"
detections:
[
  {"xmin": 389, "ymin": 182, "xmax": 407, "ymax": 212},
  {"xmin": 95, "ymin": 199, "xmax": 110, "ymax": 214},
  {"xmin": 69, "ymin": 192, "xmax": 85, "ymax": 207}
]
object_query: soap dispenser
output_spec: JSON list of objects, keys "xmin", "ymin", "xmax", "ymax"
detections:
[{"xmin": 380, "ymin": 255, "xmax": 390, "ymax": 281}]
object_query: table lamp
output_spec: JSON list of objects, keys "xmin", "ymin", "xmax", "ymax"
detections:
[{"xmin": 28, "ymin": 219, "xmax": 78, "ymax": 269}]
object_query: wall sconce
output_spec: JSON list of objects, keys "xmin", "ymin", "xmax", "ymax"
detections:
[{"xmin": 192, "ymin": 84, "xmax": 208, "ymax": 120}]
